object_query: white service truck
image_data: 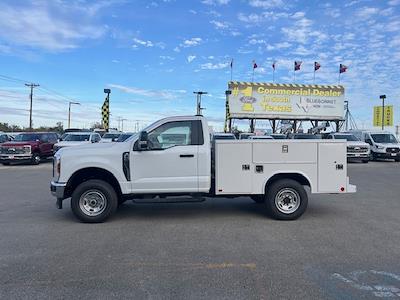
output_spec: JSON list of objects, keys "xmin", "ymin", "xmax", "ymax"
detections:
[{"xmin": 51, "ymin": 116, "xmax": 356, "ymax": 223}]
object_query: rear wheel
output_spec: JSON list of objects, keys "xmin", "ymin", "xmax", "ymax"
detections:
[
  {"xmin": 31, "ymin": 152, "xmax": 41, "ymax": 165},
  {"xmin": 265, "ymin": 179, "xmax": 308, "ymax": 220},
  {"xmin": 71, "ymin": 179, "xmax": 118, "ymax": 223}
]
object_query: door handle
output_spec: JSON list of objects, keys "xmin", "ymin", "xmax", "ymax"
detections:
[{"xmin": 180, "ymin": 154, "xmax": 194, "ymax": 158}]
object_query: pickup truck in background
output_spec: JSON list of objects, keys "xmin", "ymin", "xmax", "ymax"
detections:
[
  {"xmin": 50, "ymin": 115, "xmax": 356, "ymax": 223},
  {"xmin": 326, "ymin": 132, "xmax": 370, "ymax": 163}
]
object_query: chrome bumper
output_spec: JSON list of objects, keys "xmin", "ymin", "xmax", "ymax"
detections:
[{"xmin": 50, "ymin": 181, "xmax": 66, "ymax": 199}]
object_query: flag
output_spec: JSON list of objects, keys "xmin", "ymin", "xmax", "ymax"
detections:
[
  {"xmin": 101, "ymin": 97, "xmax": 110, "ymax": 130},
  {"xmin": 340, "ymin": 64, "xmax": 348, "ymax": 73},
  {"xmin": 253, "ymin": 60, "xmax": 258, "ymax": 69},
  {"xmin": 294, "ymin": 61, "xmax": 302, "ymax": 71},
  {"xmin": 230, "ymin": 58, "xmax": 233, "ymax": 69},
  {"xmin": 272, "ymin": 61, "xmax": 276, "ymax": 70},
  {"xmin": 314, "ymin": 61, "xmax": 321, "ymax": 71}
]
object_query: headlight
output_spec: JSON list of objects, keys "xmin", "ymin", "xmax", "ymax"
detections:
[
  {"xmin": 0, "ymin": 147, "xmax": 4, "ymax": 154},
  {"xmin": 23, "ymin": 145, "xmax": 31, "ymax": 154},
  {"xmin": 53, "ymin": 154, "xmax": 61, "ymax": 181},
  {"xmin": 376, "ymin": 145, "xmax": 384, "ymax": 150}
]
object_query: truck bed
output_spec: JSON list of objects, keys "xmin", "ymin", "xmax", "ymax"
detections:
[{"xmin": 215, "ymin": 140, "xmax": 351, "ymax": 195}]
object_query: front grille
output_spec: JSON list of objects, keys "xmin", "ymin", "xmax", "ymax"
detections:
[
  {"xmin": 386, "ymin": 147, "xmax": 400, "ymax": 153},
  {"xmin": 1, "ymin": 146, "xmax": 27, "ymax": 154},
  {"xmin": 347, "ymin": 146, "xmax": 369, "ymax": 153}
]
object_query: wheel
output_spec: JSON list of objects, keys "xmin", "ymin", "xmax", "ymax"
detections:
[
  {"xmin": 2, "ymin": 162, "xmax": 10, "ymax": 165},
  {"xmin": 31, "ymin": 152, "xmax": 41, "ymax": 165},
  {"xmin": 395, "ymin": 158, "xmax": 400, "ymax": 162},
  {"xmin": 362, "ymin": 159, "xmax": 369, "ymax": 163},
  {"xmin": 265, "ymin": 179, "xmax": 308, "ymax": 220},
  {"xmin": 370, "ymin": 152, "xmax": 376, "ymax": 161},
  {"xmin": 251, "ymin": 195, "xmax": 265, "ymax": 204},
  {"xmin": 71, "ymin": 179, "xmax": 118, "ymax": 223}
]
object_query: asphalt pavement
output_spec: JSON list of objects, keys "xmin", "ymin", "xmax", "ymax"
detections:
[{"xmin": 0, "ymin": 161, "xmax": 399, "ymax": 299}]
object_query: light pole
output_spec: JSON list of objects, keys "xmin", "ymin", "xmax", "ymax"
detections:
[
  {"xmin": 193, "ymin": 91, "xmax": 207, "ymax": 115},
  {"xmin": 68, "ymin": 101, "xmax": 81, "ymax": 129},
  {"xmin": 380, "ymin": 95, "xmax": 386, "ymax": 131}
]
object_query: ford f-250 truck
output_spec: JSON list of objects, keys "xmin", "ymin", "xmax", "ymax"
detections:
[{"xmin": 51, "ymin": 115, "xmax": 356, "ymax": 223}]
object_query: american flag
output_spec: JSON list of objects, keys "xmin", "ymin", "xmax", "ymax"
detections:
[
  {"xmin": 253, "ymin": 60, "xmax": 258, "ymax": 69},
  {"xmin": 272, "ymin": 61, "xmax": 276, "ymax": 70},
  {"xmin": 340, "ymin": 64, "xmax": 348, "ymax": 73},
  {"xmin": 294, "ymin": 61, "xmax": 302, "ymax": 71}
]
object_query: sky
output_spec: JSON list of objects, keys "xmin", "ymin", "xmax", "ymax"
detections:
[{"xmin": 0, "ymin": 0, "xmax": 399, "ymax": 132}]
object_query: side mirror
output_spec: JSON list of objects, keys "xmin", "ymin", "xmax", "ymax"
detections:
[
  {"xmin": 137, "ymin": 131, "xmax": 149, "ymax": 150},
  {"xmin": 365, "ymin": 139, "xmax": 372, "ymax": 145}
]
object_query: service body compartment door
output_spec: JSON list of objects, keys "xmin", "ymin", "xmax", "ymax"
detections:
[
  {"xmin": 318, "ymin": 142, "xmax": 347, "ymax": 193},
  {"xmin": 215, "ymin": 142, "xmax": 252, "ymax": 194}
]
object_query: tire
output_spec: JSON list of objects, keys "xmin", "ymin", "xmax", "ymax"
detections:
[
  {"xmin": 395, "ymin": 158, "xmax": 400, "ymax": 162},
  {"xmin": 71, "ymin": 179, "xmax": 118, "ymax": 223},
  {"xmin": 370, "ymin": 152, "xmax": 376, "ymax": 161},
  {"xmin": 31, "ymin": 152, "xmax": 41, "ymax": 165},
  {"xmin": 251, "ymin": 195, "xmax": 265, "ymax": 204},
  {"xmin": 265, "ymin": 179, "xmax": 308, "ymax": 220},
  {"xmin": 362, "ymin": 159, "xmax": 369, "ymax": 163},
  {"xmin": 2, "ymin": 162, "xmax": 10, "ymax": 165}
]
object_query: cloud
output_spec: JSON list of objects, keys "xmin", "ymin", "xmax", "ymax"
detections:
[
  {"xmin": 202, "ymin": 0, "xmax": 230, "ymax": 5},
  {"xmin": 133, "ymin": 38, "xmax": 154, "ymax": 47},
  {"xmin": 248, "ymin": 0, "xmax": 284, "ymax": 9},
  {"xmin": 108, "ymin": 84, "xmax": 186, "ymax": 100},
  {"xmin": 0, "ymin": 2, "xmax": 111, "ymax": 52},
  {"xmin": 187, "ymin": 55, "xmax": 196, "ymax": 63},
  {"xmin": 200, "ymin": 62, "xmax": 230, "ymax": 69},
  {"xmin": 355, "ymin": 7, "xmax": 379, "ymax": 19},
  {"xmin": 210, "ymin": 20, "xmax": 230, "ymax": 29},
  {"xmin": 182, "ymin": 37, "xmax": 203, "ymax": 47}
]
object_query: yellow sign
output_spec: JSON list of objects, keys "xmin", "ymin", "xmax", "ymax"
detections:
[{"xmin": 373, "ymin": 106, "xmax": 393, "ymax": 127}]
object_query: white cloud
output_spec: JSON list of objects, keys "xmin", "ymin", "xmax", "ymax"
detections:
[
  {"xmin": 355, "ymin": 7, "xmax": 379, "ymax": 19},
  {"xmin": 291, "ymin": 11, "xmax": 306, "ymax": 19},
  {"xmin": 0, "ymin": 2, "xmax": 109, "ymax": 51},
  {"xmin": 187, "ymin": 55, "xmax": 196, "ymax": 63},
  {"xmin": 200, "ymin": 62, "xmax": 229, "ymax": 69},
  {"xmin": 133, "ymin": 38, "xmax": 154, "ymax": 47},
  {"xmin": 202, "ymin": 0, "xmax": 230, "ymax": 5},
  {"xmin": 248, "ymin": 0, "xmax": 284, "ymax": 9},
  {"xmin": 388, "ymin": 0, "xmax": 400, "ymax": 5},
  {"xmin": 182, "ymin": 37, "xmax": 203, "ymax": 47},
  {"xmin": 108, "ymin": 84, "xmax": 186, "ymax": 100},
  {"xmin": 210, "ymin": 20, "xmax": 230, "ymax": 29}
]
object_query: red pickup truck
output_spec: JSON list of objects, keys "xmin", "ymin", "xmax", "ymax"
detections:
[{"xmin": 0, "ymin": 132, "xmax": 58, "ymax": 165}]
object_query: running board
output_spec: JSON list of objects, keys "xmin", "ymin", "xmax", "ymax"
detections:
[{"xmin": 132, "ymin": 196, "xmax": 206, "ymax": 204}]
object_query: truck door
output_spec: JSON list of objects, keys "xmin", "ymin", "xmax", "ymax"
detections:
[{"xmin": 131, "ymin": 120, "xmax": 201, "ymax": 193}]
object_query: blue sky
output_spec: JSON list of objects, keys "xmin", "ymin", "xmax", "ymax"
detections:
[{"xmin": 0, "ymin": 0, "xmax": 399, "ymax": 131}]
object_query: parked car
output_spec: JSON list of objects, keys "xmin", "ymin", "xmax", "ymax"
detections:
[
  {"xmin": 291, "ymin": 133, "xmax": 322, "ymax": 139},
  {"xmin": 0, "ymin": 133, "xmax": 13, "ymax": 144},
  {"xmin": 101, "ymin": 132, "xmax": 122, "ymax": 143},
  {"xmin": 116, "ymin": 132, "xmax": 136, "ymax": 142},
  {"xmin": 60, "ymin": 129, "xmax": 91, "ymax": 141},
  {"xmin": 326, "ymin": 132, "xmax": 370, "ymax": 163},
  {"xmin": 239, "ymin": 132, "xmax": 254, "ymax": 140},
  {"xmin": 270, "ymin": 134, "xmax": 287, "ymax": 139},
  {"xmin": 351, "ymin": 130, "xmax": 400, "ymax": 161},
  {"xmin": 54, "ymin": 132, "xmax": 101, "ymax": 152},
  {"xmin": 249, "ymin": 135, "xmax": 273, "ymax": 140},
  {"xmin": 0, "ymin": 132, "xmax": 58, "ymax": 165}
]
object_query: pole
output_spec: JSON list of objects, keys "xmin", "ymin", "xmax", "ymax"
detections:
[
  {"xmin": 338, "ymin": 72, "xmax": 341, "ymax": 85},
  {"xmin": 380, "ymin": 95, "xmax": 386, "ymax": 130},
  {"xmin": 273, "ymin": 69, "xmax": 275, "ymax": 83},
  {"xmin": 193, "ymin": 91, "xmax": 207, "ymax": 115},
  {"xmin": 25, "ymin": 83, "xmax": 40, "ymax": 130},
  {"xmin": 252, "ymin": 68, "xmax": 255, "ymax": 83},
  {"xmin": 68, "ymin": 102, "xmax": 71, "ymax": 129},
  {"xmin": 293, "ymin": 69, "xmax": 296, "ymax": 83},
  {"xmin": 313, "ymin": 70, "xmax": 315, "ymax": 84}
]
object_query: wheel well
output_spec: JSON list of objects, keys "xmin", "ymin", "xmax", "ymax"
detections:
[
  {"xmin": 265, "ymin": 173, "xmax": 311, "ymax": 192},
  {"xmin": 65, "ymin": 167, "xmax": 122, "ymax": 199}
]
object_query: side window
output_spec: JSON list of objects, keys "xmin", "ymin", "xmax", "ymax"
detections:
[
  {"xmin": 49, "ymin": 133, "xmax": 57, "ymax": 142},
  {"xmin": 40, "ymin": 134, "xmax": 49, "ymax": 142},
  {"xmin": 93, "ymin": 134, "xmax": 101, "ymax": 142},
  {"xmin": 148, "ymin": 121, "xmax": 192, "ymax": 149}
]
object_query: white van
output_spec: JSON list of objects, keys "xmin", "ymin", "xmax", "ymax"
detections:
[{"xmin": 351, "ymin": 130, "xmax": 400, "ymax": 161}]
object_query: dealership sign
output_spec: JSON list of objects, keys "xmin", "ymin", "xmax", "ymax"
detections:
[{"xmin": 227, "ymin": 82, "xmax": 345, "ymax": 120}]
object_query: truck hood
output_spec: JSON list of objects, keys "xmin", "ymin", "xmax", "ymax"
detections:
[
  {"xmin": 375, "ymin": 142, "xmax": 399, "ymax": 148},
  {"xmin": 57, "ymin": 140, "xmax": 129, "ymax": 156},
  {"xmin": 55, "ymin": 141, "xmax": 91, "ymax": 147},
  {"xmin": 346, "ymin": 141, "xmax": 369, "ymax": 147},
  {"xmin": 1, "ymin": 141, "xmax": 38, "ymax": 147}
]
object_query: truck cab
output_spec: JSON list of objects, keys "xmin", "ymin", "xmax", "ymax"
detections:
[{"xmin": 51, "ymin": 115, "xmax": 356, "ymax": 223}]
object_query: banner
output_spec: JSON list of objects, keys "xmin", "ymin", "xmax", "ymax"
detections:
[
  {"xmin": 373, "ymin": 105, "xmax": 393, "ymax": 127},
  {"xmin": 101, "ymin": 97, "xmax": 110, "ymax": 130},
  {"xmin": 227, "ymin": 82, "xmax": 345, "ymax": 120}
]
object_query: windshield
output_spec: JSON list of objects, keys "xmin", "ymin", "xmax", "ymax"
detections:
[
  {"xmin": 0, "ymin": 135, "xmax": 8, "ymax": 143},
  {"xmin": 14, "ymin": 134, "xmax": 40, "ymax": 141},
  {"xmin": 293, "ymin": 134, "xmax": 322, "ymax": 139},
  {"xmin": 64, "ymin": 134, "xmax": 90, "ymax": 141},
  {"xmin": 103, "ymin": 133, "xmax": 120, "ymax": 139},
  {"xmin": 371, "ymin": 134, "xmax": 398, "ymax": 143},
  {"xmin": 334, "ymin": 134, "xmax": 359, "ymax": 141}
]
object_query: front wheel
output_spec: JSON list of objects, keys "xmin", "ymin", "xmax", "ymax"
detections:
[
  {"xmin": 31, "ymin": 152, "xmax": 41, "ymax": 165},
  {"xmin": 265, "ymin": 179, "xmax": 308, "ymax": 220},
  {"xmin": 71, "ymin": 179, "xmax": 118, "ymax": 223},
  {"xmin": 362, "ymin": 159, "xmax": 369, "ymax": 163}
]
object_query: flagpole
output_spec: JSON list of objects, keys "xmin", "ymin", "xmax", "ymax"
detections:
[
  {"xmin": 230, "ymin": 59, "xmax": 233, "ymax": 82},
  {"xmin": 273, "ymin": 68, "xmax": 275, "ymax": 83},
  {"xmin": 338, "ymin": 71, "xmax": 341, "ymax": 85},
  {"xmin": 313, "ymin": 69, "xmax": 315, "ymax": 84},
  {"xmin": 252, "ymin": 67, "xmax": 255, "ymax": 82},
  {"xmin": 293, "ymin": 69, "xmax": 295, "ymax": 83}
]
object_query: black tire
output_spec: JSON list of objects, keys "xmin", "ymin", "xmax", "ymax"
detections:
[
  {"xmin": 251, "ymin": 195, "xmax": 265, "ymax": 204},
  {"xmin": 265, "ymin": 179, "xmax": 308, "ymax": 220},
  {"xmin": 31, "ymin": 152, "xmax": 41, "ymax": 165},
  {"xmin": 362, "ymin": 159, "xmax": 369, "ymax": 163},
  {"xmin": 395, "ymin": 158, "xmax": 400, "ymax": 162},
  {"xmin": 71, "ymin": 179, "xmax": 118, "ymax": 223},
  {"xmin": 2, "ymin": 162, "xmax": 10, "ymax": 165},
  {"xmin": 370, "ymin": 152, "xmax": 376, "ymax": 161}
]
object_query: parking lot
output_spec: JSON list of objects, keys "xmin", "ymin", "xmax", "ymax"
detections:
[{"xmin": 0, "ymin": 161, "xmax": 399, "ymax": 299}]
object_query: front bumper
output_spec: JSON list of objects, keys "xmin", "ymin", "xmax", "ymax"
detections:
[
  {"xmin": 50, "ymin": 181, "xmax": 67, "ymax": 200},
  {"xmin": 347, "ymin": 153, "xmax": 369, "ymax": 161},
  {"xmin": 374, "ymin": 152, "xmax": 400, "ymax": 159},
  {"xmin": 0, "ymin": 154, "xmax": 32, "ymax": 162}
]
